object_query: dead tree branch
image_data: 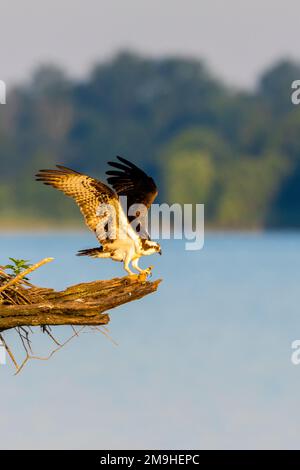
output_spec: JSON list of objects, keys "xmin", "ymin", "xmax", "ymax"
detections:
[
  {"xmin": 0, "ymin": 275, "xmax": 161, "ymax": 332},
  {"xmin": 0, "ymin": 258, "xmax": 161, "ymax": 371}
]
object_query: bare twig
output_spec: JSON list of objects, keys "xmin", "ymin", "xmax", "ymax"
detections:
[
  {"xmin": 0, "ymin": 333, "xmax": 19, "ymax": 370},
  {"xmin": 14, "ymin": 326, "xmax": 87, "ymax": 375}
]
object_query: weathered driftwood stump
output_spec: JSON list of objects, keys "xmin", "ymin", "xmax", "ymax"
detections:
[{"xmin": 0, "ymin": 275, "xmax": 161, "ymax": 331}]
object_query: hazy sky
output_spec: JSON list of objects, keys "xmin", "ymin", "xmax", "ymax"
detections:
[{"xmin": 1, "ymin": 0, "xmax": 300, "ymax": 89}]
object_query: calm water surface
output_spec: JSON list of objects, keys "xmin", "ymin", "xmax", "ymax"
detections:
[{"xmin": 0, "ymin": 232, "xmax": 300, "ymax": 449}]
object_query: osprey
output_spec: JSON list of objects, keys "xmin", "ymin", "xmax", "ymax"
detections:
[{"xmin": 36, "ymin": 157, "xmax": 161, "ymax": 275}]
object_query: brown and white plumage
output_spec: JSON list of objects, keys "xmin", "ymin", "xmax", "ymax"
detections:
[{"xmin": 36, "ymin": 157, "xmax": 161, "ymax": 275}]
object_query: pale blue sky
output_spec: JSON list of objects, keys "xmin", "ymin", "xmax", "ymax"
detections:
[{"xmin": 1, "ymin": 0, "xmax": 300, "ymax": 88}]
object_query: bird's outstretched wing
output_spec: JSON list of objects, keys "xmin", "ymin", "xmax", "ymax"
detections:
[
  {"xmin": 106, "ymin": 156, "xmax": 158, "ymax": 214},
  {"xmin": 36, "ymin": 165, "xmax": 117, "ymax": 235}
]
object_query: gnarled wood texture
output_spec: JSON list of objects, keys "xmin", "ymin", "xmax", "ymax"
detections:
[{"xmin": 0, "ymin": 275, "xmax": 161, "ymax": 331}]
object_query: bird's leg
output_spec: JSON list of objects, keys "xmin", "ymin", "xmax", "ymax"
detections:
[
  {"xmin": 131, "ymin": 258, "xmax": 143, "ymax": 273},
  {"xmin": 124, "ymin": 256, "xmax": 135, "ymax": 276},
  {"xmin": 131, "ymin": 259, "xmax": 152, "ymax": 277}
]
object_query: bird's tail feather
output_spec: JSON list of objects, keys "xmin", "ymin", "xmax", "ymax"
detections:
[{"xmin": 77, "ymin": 247, "xmax": 104, "ymax": 258}]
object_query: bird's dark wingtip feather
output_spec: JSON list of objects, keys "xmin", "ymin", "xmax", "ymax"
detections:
[
  {"xmin": 107, "ymin": 156, "xmax": 138, "ymax": 172},
  {"xmin": 106, "ymin": 161, "xmax": 130, "ymax": 172},
  {"xmin": 117, "ymin": 155, "xmax": 138, "ymax": 169}
]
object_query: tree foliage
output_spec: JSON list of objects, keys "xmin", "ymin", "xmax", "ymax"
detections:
[{"xmin": 0, "ymin": 51, "xmax": 300, "ymax": 228}]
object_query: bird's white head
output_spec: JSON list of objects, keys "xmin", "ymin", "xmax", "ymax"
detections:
[{"xmin": 141, "ymin": 240, "xmax": 162, "ymax": 256}]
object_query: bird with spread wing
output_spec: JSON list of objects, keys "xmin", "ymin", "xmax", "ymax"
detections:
[{"xmin": 36, "ymin": 157, "xmax": 161, "ymax": 275}]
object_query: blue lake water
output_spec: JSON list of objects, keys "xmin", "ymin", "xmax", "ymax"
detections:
[{"xmin": 1, "ymin": 232, "xmax": 300, "ymax": 449}]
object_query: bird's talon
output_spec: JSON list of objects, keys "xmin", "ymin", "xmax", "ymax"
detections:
[
  {"xmin": 128, "ymin": 273, "xmax": 139, "ymax": 280},
  {"xmin": 138, "ymin": 266, "xmax": 153, "ymax": 279},
  {"xmin": 146, "ymin": 266, "xmax": 153, "ymax": 276}
]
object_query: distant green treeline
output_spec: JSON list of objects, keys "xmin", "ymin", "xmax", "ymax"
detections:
[{"xmin": 1, "ymin": 51, "xmax": 300, "ymax": 228}]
